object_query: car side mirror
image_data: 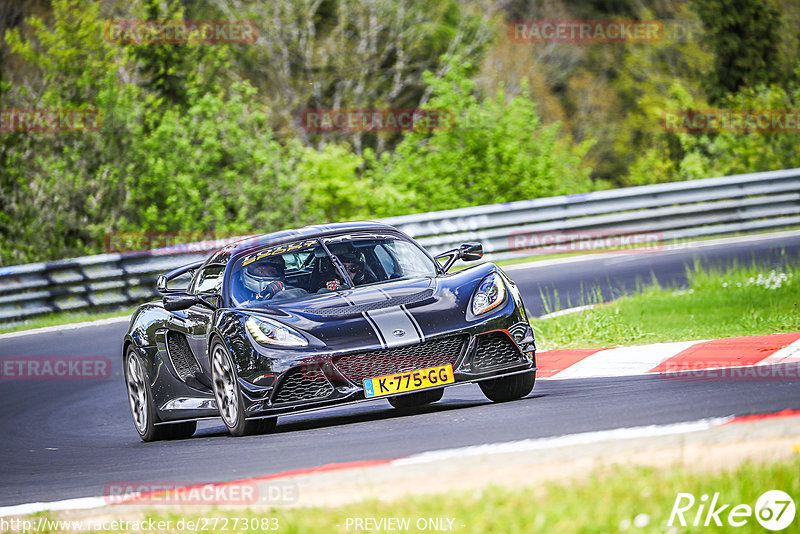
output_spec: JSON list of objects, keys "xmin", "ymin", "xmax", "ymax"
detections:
[
  {"xmin": 157, "ymin": 260, "xmax": 204, "ymax": 294},
  {"xmin": 458, "ymin": 242, "xmax": 483, "ymax": 262},
  {"xmin": 163, "ymin": 292, "xmax": 219, "ymax": 312},
  {"xmin": 435, "ymin": 242, "xmax": 484, "ymax": 272},
  {"xmin": 156, "ymin": 274, "xmax": 171, "ymax": 294},
  {"xmin": 163, "ymin": 293, "xmax": 198, "ymax": 312}
]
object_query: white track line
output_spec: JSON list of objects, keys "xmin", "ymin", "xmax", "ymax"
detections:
[
  {"xmin": 0, "ymin": 417, "xmax": 732, "ymax": 518},
  {"xmin": 537, "ymin": 304, "xmax": 601, "ymax": 319},
  {"xmin": 0, "ymin": 496, "xmax": 108, "ymax": 518},
  {"xmin": 0, "ymin": 315, "xmax": 131, "ymax": 340},
  {"xmin": 392, "ymin": 417, "xmax": 732, "ymax": 466}
]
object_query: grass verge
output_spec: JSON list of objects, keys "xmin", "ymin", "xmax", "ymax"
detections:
[
  {"xmin": 0, "ymin": 307, "xmax": 136, "ymax": 335},
  {"xmin": 31, "ymin": 455, "xmax": 800, "ymax": 533},
  {"xmin": 533, "ymin": 261, "xmax": 800, "ymax": 349}
]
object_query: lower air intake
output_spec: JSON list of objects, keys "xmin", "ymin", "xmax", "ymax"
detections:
[
  {"xmin": 470, "ymin": 331, "xmax": 525, "ymax": 371},
  {"xmin": 273, "ymin": 366, "xmax": 334, "ymax": 404}
]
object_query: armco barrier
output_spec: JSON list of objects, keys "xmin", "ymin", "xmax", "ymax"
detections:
[
  {"xmin": 381, "ymin": 168, "xmax": 800, "ymax": 261},
  {"xmin": 1, "ymin": 169, "xmax": 799, "ymax": 325}
]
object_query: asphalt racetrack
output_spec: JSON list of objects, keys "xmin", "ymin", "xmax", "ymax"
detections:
[{"xmin": 1, "ymin": 232, "xmax": 798, "ymax": 507}]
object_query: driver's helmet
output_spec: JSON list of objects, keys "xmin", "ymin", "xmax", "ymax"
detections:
[
  {"xmin": 242, "ymin": 255, "xmax": 285, "ymax": 294},
  {"xmin": 338, "ymin": 251, "xmax": 366, "ymax": 283}
]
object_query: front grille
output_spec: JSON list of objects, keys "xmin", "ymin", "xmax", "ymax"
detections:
[
  {"xmin": 470, "ymin": 332, "xmax": 525, "ymax": 371},
  {"xmin": 272, "ymin": 366, "xmax": 334, "ymax": 404},
  {"xmin": 166, "ymin": 332, "xmax": 201, "ymax": 380},
  {"xmin": 304, "ymin": 289, "xmax": 434, "ymax": 316},
  {"xmin": 333, "ymin": 335, "xmax": 467, "ymax": 383}
]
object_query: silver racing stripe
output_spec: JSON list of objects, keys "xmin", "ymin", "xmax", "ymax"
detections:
[
  {"xmin": 342, "ymin": 288, "xmax": 426, "ymax": 349},
  {"xmin": 342, "ymin": 289, "xmax": 390, "ymax": 348},
  {"xmin": 364, "ymin": 306, "xmax": 422, "ymax": 348},
  {"xmin": 362, "ymin": 311, "xmax": 388, "ymax": 348},
  {"xmin": 378, "ymin": 288, "xmax": 425, "ymax": 343},
  {"xmin": 402, "ymin": 304, "xmax": 426, "ymax": 342}
]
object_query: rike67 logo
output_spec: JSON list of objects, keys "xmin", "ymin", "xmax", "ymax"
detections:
[{"xmin": 669, "ymin": 490, "xmax": 795, "ymax": 530}]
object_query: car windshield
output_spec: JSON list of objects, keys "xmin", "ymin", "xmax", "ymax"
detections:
[{"xmin": 228, "ymin": 233, "xmax": 437, "ymax": 307}]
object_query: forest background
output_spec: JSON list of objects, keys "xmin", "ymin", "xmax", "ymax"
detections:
[{"xmin": 1, "ymin": 0, "xmax": 798, "ymax": 265}]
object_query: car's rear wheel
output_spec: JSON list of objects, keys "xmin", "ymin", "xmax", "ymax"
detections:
[
  {"xmin": 211, "ymin": 340, "xmax": 276, "ymax": 437},
  {"xmin": 388, "ymin": 387, "xmax": 444, "ymax": 409},
  {"xmin": 479, "ymin": 371, "xmax": 535, "ymax": 403},
  {"xmin": 124, "ymin": 347, "xmax": 196, "ymax": 441}
]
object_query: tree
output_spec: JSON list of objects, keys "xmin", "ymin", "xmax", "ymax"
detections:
[
  {"xmin": 692, "ymin": 0, "xmax": 782, "ymax": 102},
  {"xmin": 2, "ymin": 0, "xmax": 131, "ymax": 263},
  {"xmin": 374, "ymin": 57, "xmax": 595, "ymax": 212},
  {"xmin": 209, "ymin": 0, "xmax": 496, "ymax": 155}
]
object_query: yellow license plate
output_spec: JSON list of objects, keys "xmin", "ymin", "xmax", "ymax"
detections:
[{"xmin": 363, "ymin": 364, "xmax": 454, "ymax": 398}]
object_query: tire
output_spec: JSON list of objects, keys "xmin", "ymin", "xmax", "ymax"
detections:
[
  {"xmin": 479, "ymin": 371, "xmax": 536, "ymax": 403},
  {"xmin": 388, "ymin": 388, "xmax": 444, "ymax": 409},
  {"xmin": 210, "ymin": 340, "xmax": 277, "ymax": 437},
  {"xmin": 124, "ymin": 347, "xmax": 197, "ymax": 442}
]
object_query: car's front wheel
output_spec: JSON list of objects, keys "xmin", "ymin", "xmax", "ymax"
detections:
[
  {"xmin": 388, "ymin": 387, "xmax": 444, "ymax": 409},
  {"xmin": 479, "ymin": 371, "xmax": 535, "ymax": 403},
  {"xmin": 124, "ymin": 347, "xmax": 196, "ymax": 441},
  {"xmin": 210, "ymin": 340, "xmax": 276, "ymax": 437}
]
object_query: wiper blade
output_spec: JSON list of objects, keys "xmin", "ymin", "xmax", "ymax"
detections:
[{"xmin": 317, "ymin": 239, "xmax": 354, "ymax": 288}]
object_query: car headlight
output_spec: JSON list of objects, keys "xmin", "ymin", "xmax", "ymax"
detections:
[
  {"xmin": 471, "ymin": 272, "xmax": 507, "ymax": 315},
  {"xmin": 245, "ymin": 316, "xmax": 308, "ymax": 347}
]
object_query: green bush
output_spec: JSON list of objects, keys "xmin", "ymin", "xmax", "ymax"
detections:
[{"xmin": 373, "ymin": 58, "xmax": 595, "ymax": 212}]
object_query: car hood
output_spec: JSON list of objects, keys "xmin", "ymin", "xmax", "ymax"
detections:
[
  {"xmin": 281, "ymin": 277, "xmax": 436, "ymax": 316},
  {"xmin": 235, "ymin": 266, "xmax": 497, "ymax": 353}
]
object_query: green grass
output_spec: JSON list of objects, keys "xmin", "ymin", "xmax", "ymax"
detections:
[
  {"xmin": 0, "ymin": 307, "xmax": 136, "ymax": 334},
  {"xmin": 31, "ymin": 455, "xmax": 800, "ymax": 533},
  {"xmin": 533, "ymin": 261, "xmax": 800, "ymax": 350}
]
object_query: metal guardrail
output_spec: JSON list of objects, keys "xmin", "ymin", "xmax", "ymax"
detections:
[
  {"xmin": 1, "ymin": 168, "xmax": 799, "ymax": 325},
  {"xmin": 382, "ymin": 168, "xmax": 800, "ymax": 260}
]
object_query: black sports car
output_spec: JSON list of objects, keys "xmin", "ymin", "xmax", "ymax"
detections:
[{"xmin": 123, "ymin": 222, "xmax": 536, "ymax": 441}]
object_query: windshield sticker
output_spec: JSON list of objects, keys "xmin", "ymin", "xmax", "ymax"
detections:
[{"xmin": 241, "ymin": 239, "xmax": 317, "ymax": 266}]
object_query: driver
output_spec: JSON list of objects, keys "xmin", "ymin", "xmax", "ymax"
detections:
[
  {"xmin": 337, "ymin": 251, "xmax": 374, "ymax": 285},
  {"xmin": 242, "ymin": 255, "xmax": 286, "ymax": 300}
]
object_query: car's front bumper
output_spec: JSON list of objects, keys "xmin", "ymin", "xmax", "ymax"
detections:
[
  {"xmin": 237, "ymin": 325, "xmax": 536, "ymax": 418},
  {"xmin": 152, "ymin": 324, "xmax": 535, "ymax": 424}
]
